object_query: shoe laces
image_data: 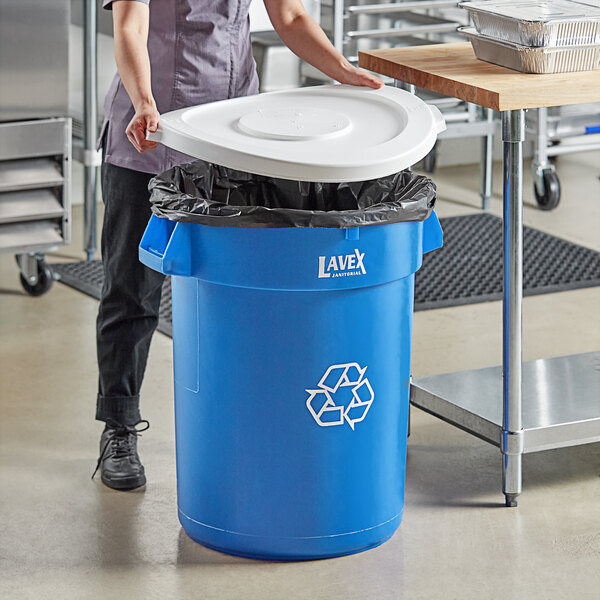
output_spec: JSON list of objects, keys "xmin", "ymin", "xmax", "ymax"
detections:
[{"xmin": 91, "ymin": 419, "xmax": 150, "ymax": 480}]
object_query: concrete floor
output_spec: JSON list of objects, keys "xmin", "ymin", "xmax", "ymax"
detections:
[{"xmin": 1, "ymin": 150, "xmax": 599, "ymax": 599}]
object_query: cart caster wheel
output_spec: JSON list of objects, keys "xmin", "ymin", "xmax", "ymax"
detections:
[
  {"xmin": 422, "ymin": 145, "xmax": 437, "ymax": 174},
  {"xmin": 20, "ymin": 260, "xmax": 54, "ymax": 296},
  {"xmin": 534, "ymin": 169, "xmax": 560, "ymax": 211}
]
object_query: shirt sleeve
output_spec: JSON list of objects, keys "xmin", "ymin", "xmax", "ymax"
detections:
[{"xmin": 103, "ymin": 0, "xmax": 150, "ymax": 10}]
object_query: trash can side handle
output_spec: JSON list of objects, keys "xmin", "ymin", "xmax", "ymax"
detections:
[
  {"xmin": 139, "ymin": 216, "xmax": 192, "ymax": 276},
  {"xmin": 422, "ymin": 211, "xmax": 443, "ymax": 255}
]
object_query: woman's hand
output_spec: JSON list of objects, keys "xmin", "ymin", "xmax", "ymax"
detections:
[
  {"xmin": 125, "ymin": 101, "xmax": 160, "ymax": 153},
  {"xmin": 335, "ymin": 63, "xmax": 383, "ymax": 89}
]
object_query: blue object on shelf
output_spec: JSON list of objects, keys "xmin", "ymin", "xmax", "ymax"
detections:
[{"xmin": 140, "ymin": 211, "xmax": 442, "ymax": 560}]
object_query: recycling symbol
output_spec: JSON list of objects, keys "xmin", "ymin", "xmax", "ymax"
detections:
[{"xmin": 306, "ymin": 363, "xmax": 374, "ymax": 430}]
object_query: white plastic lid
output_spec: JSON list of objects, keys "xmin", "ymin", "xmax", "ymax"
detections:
[{"xmin": 148, "ymin": 84, "xmax": 446, "ymax": 182}]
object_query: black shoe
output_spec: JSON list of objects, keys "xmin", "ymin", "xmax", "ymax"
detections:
[{"xmin": 92, "ymin": 418, "xmax": 150, "ymax": 490}]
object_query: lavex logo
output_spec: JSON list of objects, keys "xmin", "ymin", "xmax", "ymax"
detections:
[{"xmin": 318, "ymin": 249, "xmax": 366, "ymax": 279}]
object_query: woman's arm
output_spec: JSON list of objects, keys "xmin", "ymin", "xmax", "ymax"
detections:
[
  {"xmin": 112, "ymin": 0, "xmax": 159, "ymax": 152},
  {"xmin": 263, "ymin": 0, "xmax": 383, "ymax": 89}
]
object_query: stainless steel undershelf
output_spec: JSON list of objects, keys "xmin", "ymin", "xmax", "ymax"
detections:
[{"xmin": 411, "ymin": 352, "xmax": 600, "ymax": 454}]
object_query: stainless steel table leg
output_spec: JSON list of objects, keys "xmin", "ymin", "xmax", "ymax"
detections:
[
  {"xmin": 84, "ymin": 0, "xmax": 98, "ymax": 261},
  {"xmin": 481, "ymin": 108, "xmax": 494, "ymax": 210},
  {"xmin": 501, "ymin": 110, "xmax": 525, "ymax": 507}
]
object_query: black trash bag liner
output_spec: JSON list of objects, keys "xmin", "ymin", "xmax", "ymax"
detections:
[{"xmin": 149, "ymin": 159, "xmax": 436, "ymax": 228}]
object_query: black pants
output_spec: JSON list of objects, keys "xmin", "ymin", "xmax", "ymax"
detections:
[{"xmin": 96, "ymin": 161, "xmax": 165, "ymax": 425}]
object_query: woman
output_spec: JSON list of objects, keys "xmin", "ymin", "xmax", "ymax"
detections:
[{"xmin": 94, "ymin": 0, "xmax": 382, "ymax": 490}]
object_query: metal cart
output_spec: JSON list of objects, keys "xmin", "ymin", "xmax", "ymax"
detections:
[
  {"xmin": 0, "ymin": 119, "xmax": 72, "ymax": 295},
  {"xmin": 530, "ymin": 104, "xmax": 600, "ymax": 211},
  {"xmin": 360, "ymin": 42, "xmax": 600, "ymax": 507},
  {"xmin": 0, "ymin": 0, "xmax": 72, "ymax": 295}
]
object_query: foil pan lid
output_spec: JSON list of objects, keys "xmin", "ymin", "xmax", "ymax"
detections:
[{"xmin": 460, "ymin": 1, "xmax": 600, "ymax": 22}]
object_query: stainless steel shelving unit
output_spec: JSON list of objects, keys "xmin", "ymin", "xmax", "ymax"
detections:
[
  {"xmin": 320, "ymin": 0, "xmax": 462, "ymax": 55},
  {"xmin": 530, "ymin": 104, "xmax": 600, "ymax": 211},
  {"xmin": 0, "ymin": 119, "xmax": 72, "ymax": 295},
  {"xmin": 317, "ymin": 0, "xmax": 496, "ymax": 209}
]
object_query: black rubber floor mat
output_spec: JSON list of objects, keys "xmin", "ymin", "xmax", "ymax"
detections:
[
  {"xmin": 52, "ymin": 214, "xmax": 600, "ymax": 338},
  {"xmin": 415, "ymin": 213, "xmax": 600, "ymax": 310}
]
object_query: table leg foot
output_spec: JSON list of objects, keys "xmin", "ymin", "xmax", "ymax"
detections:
[{"xmin": 504, "ymin": 494, "xmax": 519, "ymax": 508}]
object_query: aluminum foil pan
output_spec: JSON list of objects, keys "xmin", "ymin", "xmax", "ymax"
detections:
[
  {"xmin": 459, "ymin": 1, "xmax": 600, "ymax": 47},
  {"xmin": 460, "ymin": 27, "xmax": 600, "ymax": 73}
]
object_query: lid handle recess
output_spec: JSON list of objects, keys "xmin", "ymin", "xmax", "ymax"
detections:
[
  {"xmin": 146, "ymin": 126, "xmax": 163, "ymax": 143},
  {"xmin": 427, "ymin": 104, "xmax": 446, "ymax": 135}
]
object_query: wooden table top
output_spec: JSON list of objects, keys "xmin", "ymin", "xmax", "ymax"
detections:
[{"xmin": 359, "ymin": 43, "xmax": 600, "ymax": 111}]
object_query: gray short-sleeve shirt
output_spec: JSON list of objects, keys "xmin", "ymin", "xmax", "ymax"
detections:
[{"xmin": 101, "ymin": 0, "xmax": 259, "ymax": 174}]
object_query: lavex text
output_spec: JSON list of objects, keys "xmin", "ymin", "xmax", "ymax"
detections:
[{"xmin": 318, "ymin": 250, "xmax": 366, "ymax": 279}]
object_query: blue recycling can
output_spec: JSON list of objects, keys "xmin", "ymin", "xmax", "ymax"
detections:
[{"xmin": 139, "ymin": 212, "xmax": 442, "ymax": 560}]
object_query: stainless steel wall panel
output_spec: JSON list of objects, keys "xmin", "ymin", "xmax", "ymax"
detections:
[{"xmin": 0, "ymin": 0, "xmax": 69, "ymax": 121}]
